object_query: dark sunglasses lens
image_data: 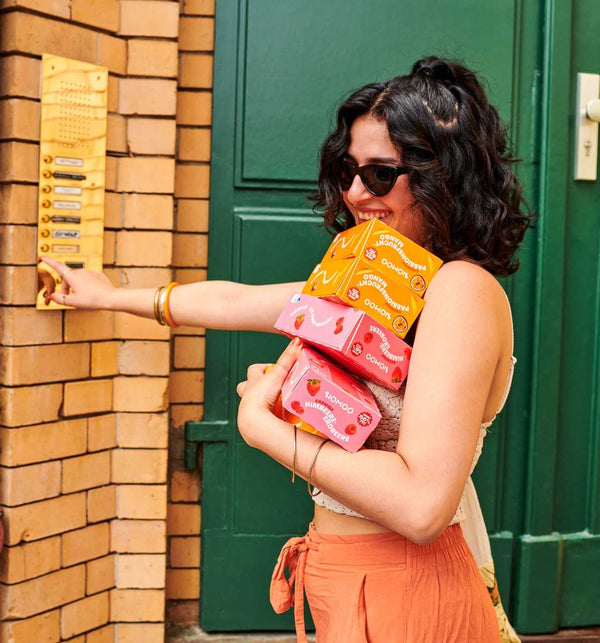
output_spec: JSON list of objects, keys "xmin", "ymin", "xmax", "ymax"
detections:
[
  {"xmin": 363, "ymin": 165, "xmax": 396, "ymax": 196},
  {"xmin": 339, "ymin": 161, "xmax": 355, "ymax": 191}
]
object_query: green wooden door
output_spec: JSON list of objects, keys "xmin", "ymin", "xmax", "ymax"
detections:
[{"xmin": 185, "ymin": 0, "xmax": 600, "ymax": 633}]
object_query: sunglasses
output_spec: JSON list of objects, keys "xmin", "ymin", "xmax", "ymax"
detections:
[{"xmin": 340, "ymin": 159, "xmax": 409, "ymax": 197}]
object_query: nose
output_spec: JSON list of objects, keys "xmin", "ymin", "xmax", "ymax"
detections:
[{"xmin": 345, "ymin": 173, "xmax": 370, "ymax": 205}]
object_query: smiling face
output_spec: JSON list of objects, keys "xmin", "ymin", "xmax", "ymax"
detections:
[{"xmin": 343, "ymin": 114, "xmax": 425, "ymax": 244}]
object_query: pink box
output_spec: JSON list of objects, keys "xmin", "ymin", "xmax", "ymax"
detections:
[
  {"xmin": 281, "ymin": 345, "xmax": 381, "ymax": 452},
  {"xmin": 275, "ymin": 293, "xmax": 412, "ymax": 390}
]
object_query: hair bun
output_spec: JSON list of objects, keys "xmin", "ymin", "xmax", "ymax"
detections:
[{"xmin": 412, "ymin": 57, "xmax": 457, "ymax": 84}]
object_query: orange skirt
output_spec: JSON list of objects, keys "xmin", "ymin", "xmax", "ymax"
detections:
[{"xmin": 270, "ymin": 523, "xmax": 499, "ymax": 643}]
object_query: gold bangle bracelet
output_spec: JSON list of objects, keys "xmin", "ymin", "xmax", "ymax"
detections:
[
  {"xmin": 307, "ymin": 439, "xmax": 327, "ymax": 497},
  {"xmin": 153, "ymin": 286, "xmax": 165, "ymax": 325},
  {"xmin": 291, "ymin": 425, "xmax": 297, "ymax": 483},
  {"xmin": 157, "ymin": 287, "xmax": 169, "ymax": 325}
]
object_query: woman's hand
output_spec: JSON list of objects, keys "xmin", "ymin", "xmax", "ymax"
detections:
[
  {"xmin": 236, "ymin": 338, "xmax": 302, "ymax": 447},
  {"xmin": 38, "ymin": 256, "xmax": 116, "ymax": 310}
]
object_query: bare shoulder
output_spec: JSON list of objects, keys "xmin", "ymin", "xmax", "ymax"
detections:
[{"xmin": 426, "ymin": 260, "xmax": 502, "ymax": 300}]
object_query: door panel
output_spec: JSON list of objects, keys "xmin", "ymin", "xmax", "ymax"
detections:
[{"xmin": 185, "ymin": 0, "xmax": 599, "ymax": 633}]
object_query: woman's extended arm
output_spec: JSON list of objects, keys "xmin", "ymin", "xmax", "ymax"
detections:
[
  {"xmin": 236, "ymin": 262, "xmax": 512, "ymax": 543},
  {"xmin": 39, "ymin": 256, "xmax": 303, "ymax": 333}
]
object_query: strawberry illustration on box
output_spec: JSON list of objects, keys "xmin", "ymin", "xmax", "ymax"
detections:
[
  {"xmin": 280, "ymin": 345, "xmax": 381, "ymax": 452},
  {"xmin": 275, "ymin": 293, "xmax": 411, "ymax": 390}
]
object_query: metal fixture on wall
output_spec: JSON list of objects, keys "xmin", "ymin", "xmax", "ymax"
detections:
[{"xmin": 574, "ymin": 72, "xmax": 600, "ymax": 180}]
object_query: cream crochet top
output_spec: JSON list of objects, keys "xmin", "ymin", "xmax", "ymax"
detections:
[{"xmin": 312, "ymin": 356, "xmax": 516, "ymax": 523}]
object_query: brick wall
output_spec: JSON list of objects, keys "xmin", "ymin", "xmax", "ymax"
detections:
[{"xmin": 0, "ymin": 1, "xmax": 213, "ymax": 641}]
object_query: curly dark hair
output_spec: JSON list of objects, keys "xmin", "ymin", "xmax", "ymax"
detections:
[{"xmin": 313, "ymin": 56, "xmax": 534, "ymax": 276}]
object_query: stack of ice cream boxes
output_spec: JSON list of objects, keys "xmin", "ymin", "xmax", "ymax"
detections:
[{"xmin": 273, "ymin": 218, "xmax": 442, "ymax": 452}]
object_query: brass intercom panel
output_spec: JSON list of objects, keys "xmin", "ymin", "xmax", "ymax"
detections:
[{"xmin": 36, "ymin": 54, "xmax": 108, "ymax": 310}]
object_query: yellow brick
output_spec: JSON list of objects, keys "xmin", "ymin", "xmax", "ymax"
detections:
[
  {"xmin": 120, "ymin": 0, "xmax": 179, "ymax": 36},
  {"xmin": 180, "ymin": 53, "xmax": 213, "ymax": 89},
  {"xmin": 0, "ymin": 224, "xmax": 37, "ymax": 264},
  {"xmin": 126, "ymin": 117, "xmax": 176, "ymax": 155},
  {"xmin": 105, "ymin": 155, "xmax": 118, "ymax": 191},
  {"xmin": 72, "ymin": 0, "xmax": 119, "ymax": 31},
  {"xmin": 0, "ymin": 343, "xmax": 90, "ymax": 386},
  {"xmin": 0, "ymin": 55, "xmax": 41, "ymax": 99},
  {"xmin": 166, "ymin": 568, "xmax": 199, "ymax": 599},
  {"xmin": 108, "ymin": 74, "xmax": 119, "ymax": 112},
  {"xmin": 167, "ymin": 503, "xmax": 201, "ymax": 536},
  {"xmin": 1, "ymin": 12, "xmax": 96, "ymax": 65},
  {"xmin": 115, "ymin": 230, "xmax": 173, "ymax": 267},
  {"xmin": 0, "ymin": 97, "xmax": 40, "ymax": 140},
  {"xmin": 170, "ymin": 470, "xmax": 200, "ymax": 503},
  {"xmin": 62, "ymin": 635, "xmax": 85, "ymax": 643},
  {"xmin": 117, "ymin": 623, "xmax": 164, "ymax": 643},
  {"xmin": 62, "ymin": 523, "xmax": 110, "ymax": 567},
  {"xmin": 0, "ymin": 461, "xmax": 61, "ymax": 506},
  {"xmin": 61, "ymin": 591, "xmax": 109, "ymax": 639},
  {"xmin": 63, "ymin": 379, "xmax": 113, "ymax": 416},
  {"xmin": 111, "ymin": 447, "xmax": 167, "ymax": 483},
  {"xmin": 63, "ymin": 452, "xmax": 111, "ymax": 494},
  {"xmin": 179, "ymin": 17, "xmax": 214, "ymax": 51},
  {"xmin": 173, "ymin": 268, "xmax": 207, "ymax": 287},
  {"xmin": 87, "ymin": 554, "xmax": 115, "ymax": 595},
  {"xmin": 117, "ymin": 484, "xmax": 167, "ymax": 519},
  {"xmin": 176, "ymin": 90, "xmax": 212, "ymax": 126},
  {"xmin": 170, "ymin": 404, "xmax": 204, "ymax": 428},
  {"xmin": 2, "ymin": 0, "xmax": 70, "ymax": 17},
  {"xmin": 117, "ymin": 157, "xmax": 175, "ymax": 194},
  {"xmin": 97, "ymin": 32, "xmax": 127, "ymax": 74},
  {"xmin": 0, "ymin": 265, "xmax": 37, "ymax": 305},
  {"xmin": 107, "ymin": 113, "xmax": 127, "ymax": 154},
  {"xmin": 88, "ymin": 485, "xmax": 117, "ymax": 524},
  {"xmin": 0, "ymin": 609, "xmax": 60, "ymax": 643},
  {"xmin": 86, "ymin": 624, "xmax": 115, "ymax": 643},
  {"xmin": 182, "ymin": 0, "xmax": 215, "ymax": 15},
  {"xmin": 110, "ymin": 588, "xmax": 165, "ymax": 622},
  {"xmin": 0, "ymin": 419, "xmax": 87, "ymax": 466},
  {"xmin": 0, "ymin": 536, "xmax": 61, "ymax": 583},
  {"xmin": 169, "ymin": 536, "xmax": 200, "ymax": 568},
  {"xmin": 122, "ymin": 193, "xmax": 174, "ymax": 229},
  {"xmin": 173, "ymin": 336, "xmax": 205, "ymax": 369},
  {"xmin": 116, "ymin": 553, "xmax": 166, "ymax": 588},
  {"xmin": 115, "ymin": 266, "xmax": 173, "ymax": 288},
  {"xmin": 172, "ymin": 231, "xmax": 208, "ymax": 268},
  {"xmin": 88, "ymin": 414, "xmax": 118, "ymax": 452},
  {"xmin": 65, "ymin": 310, "xmax": 115, "ymax": 342},
  {"xmin": 178, "ymin": 127, "xmax": 211, "ymax": 162},
  {"xmin": 0, "ymin": 141, "xmax": 38, "ymax": 182},
  {"xmin": 104, "ymin": 191, "xmax": 122, "ymax": 228},
  {"xmin": 0, "ymin": 307, "xmax": 62, "ymax": 346},
  {"xmin": 114, "ymin": 312, "xmax": 170, "ymax": 341},
  {"xmin": 117, "ymin": 412, "xmax": 168, "ymax": 448},
  {"xmin": 176, "ymin": 198, "xmax": 209, "ymax": 233},
  {"xmin": 91, "ymin": 341, "xmax": 119, "ymax": 377},
  {"xmin": 104, "ymin": 229, "xmax": 116, "ymax": 265},
  {"xmin": 113, "ymin": 376, "xmax": 168, "ymax": 412},
  {"xmin": 0, "ymin": 183, "xmax": 38, "ymax": 224},
  {"xmin": 119, "ymin": 78, "xmax": 177, "ymax": 116},
  {"xmin": 168, "ymin": 370, "xmax": 204, "ymax": 404},
  {"xmin": 2, "ymin": 493, "xmax": 86, "ymax": 545},
  {"xmin": 110, "ymin": 519, "xmax": 166, "ymax": 553},
  {"xmin": 0, "ymin": 383, "xmax": 62, "ymax": 427},
  {"xmin": 128, "ymin": 39, "xmax": 178, "ymax": 77},
  {"xmin": 118, "ymin": 340, "xmax": 170, "ymax": 376},
  {"xmin": 174, "ymin": 164, "xmax": 210, "ymax": 198}
]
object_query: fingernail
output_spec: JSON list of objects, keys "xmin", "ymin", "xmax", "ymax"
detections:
[{"xmin": 291, "ymin": 337, "xmax": 302, "ymax": 348}]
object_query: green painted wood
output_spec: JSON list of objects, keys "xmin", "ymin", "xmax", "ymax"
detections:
[
  {"xmin": 189, "ymin": 0, "xmax": 600, "ymax": 632},
  {"xmin": 514, "ymin": 534, "xmax": 563, "ymax": 633}
]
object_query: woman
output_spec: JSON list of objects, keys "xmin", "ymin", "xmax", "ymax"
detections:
[{"xmin": 41, "ymin": 57, "xmax": 531, "ymax": 641}]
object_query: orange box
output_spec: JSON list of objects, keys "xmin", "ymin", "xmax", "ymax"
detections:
[
  {"xmin": 302, "ymin": 259, "xmax": 424, "ymax": 339},
  {"xmin": 323, "ymin": 219, "xmax": 442, "ymax": 296}
]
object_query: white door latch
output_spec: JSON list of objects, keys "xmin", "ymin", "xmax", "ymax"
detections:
[{"xmin": 574, "ymin": 73, "xmax": 600, "ymax": 181}]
